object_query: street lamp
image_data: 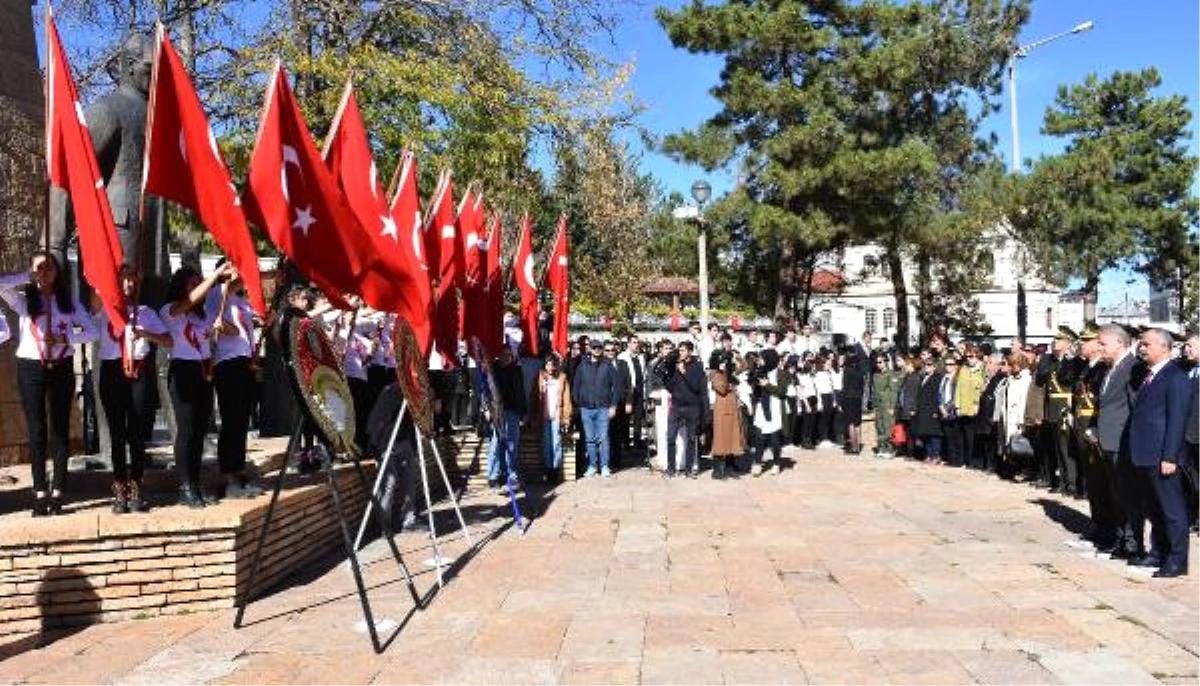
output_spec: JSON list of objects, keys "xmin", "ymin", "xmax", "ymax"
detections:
[
  {"xmin": 690, "ymin": 179, "xmax": 713, "ymax": 332},
  {"xmin": 1007, "ymin": 19, "xmax": 1093, "ymax": 342}
]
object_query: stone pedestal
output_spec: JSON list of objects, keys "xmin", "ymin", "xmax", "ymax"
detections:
[{"xmin": 0, "ymin": 1, "xmax": 45, "ymax": 466}]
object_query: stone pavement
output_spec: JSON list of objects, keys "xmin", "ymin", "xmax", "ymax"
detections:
[{"xmin": 0, "ymin": 447, "xmax": 1196, "ymax": 684}]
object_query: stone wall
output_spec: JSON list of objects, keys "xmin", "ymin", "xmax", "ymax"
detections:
[{"xmin": 0, "ymin": 1, "xmax": 44, "ymax": 468}]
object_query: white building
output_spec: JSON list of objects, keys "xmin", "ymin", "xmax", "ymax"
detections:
[{"xmin": 808, "ymin": 233, "xmax": 1079, "ymax": 347}]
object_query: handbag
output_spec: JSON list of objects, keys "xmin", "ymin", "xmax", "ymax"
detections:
[
  {"xmin": 891, "ymin": 422, "xmax": 907, "ymax": 446},
  {"xmin": 1008, "ymin": 434, "xmax": 1035, "ymax": 458}
]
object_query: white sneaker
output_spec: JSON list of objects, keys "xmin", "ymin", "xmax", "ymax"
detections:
[
  {"xmin": 771, "ymin": 463, "xmax": 781, "ymax": 475},
  {"xmin": 601, "ymin": 467, "xmax": 612, "ymax": 478},
  {"xmin": 818, "ymin": 440, "xmax": 837, "ymax": 449},
  {"xmin": 752, "ymin": 463, "xmax": 763, "ymax": 477},
  {"xmin": 584, "ymin": 467, "xmax": 597, "ymax": 478}
]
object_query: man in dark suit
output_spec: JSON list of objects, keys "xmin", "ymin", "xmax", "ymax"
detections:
[
  {"xmin": 1093, "ymin": 323, "xmax": 1141, "ymax": 558},
  {"xmin": 1181, "ymin": 332, "xmax": 1199, "ymax": 531},
  {"xmin": 1128, "ymin": 327, "xmax": 1192, "ymax": 577},
  {"xmin": 617, "ymin": 336, "xmax": 648, "ymax": 456}
]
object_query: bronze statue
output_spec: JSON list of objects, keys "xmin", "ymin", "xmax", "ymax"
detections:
[{"xmin": 49, "ymin": 33, "xmax": 169, "ymax": 303}]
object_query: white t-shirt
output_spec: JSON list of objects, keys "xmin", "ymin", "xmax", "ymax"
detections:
[
  {"xmin": 0, "ymin": 273, "xmax": 96, "ymax": 362},
  {"xmin": 814, "ymin": 370, "xmax": 834, "ymax": 395},
  {"xmin": 796, "ymin": 372, "xmax": 817, "ymax": 401},
  {"xmin": 543, "ymin": 375, "xmax": 562, "ymax": 422},
  {"xmin": 160, "ymin": 304, "xmax": 213, "ymax": 361},
  {"xmin": 322, "ymin": 311, "xmax": 372, "ymax": 381},
  {"xmin": 753, "ymin": 370, "xmax": 784, "ymax": 434},
  {"xmin": 206, "ymin": 290, "xmax": 256, "ymax": 363},
  {"xmin": 96, "ymin": 305, "xmax": 168, "ymax": 361}
]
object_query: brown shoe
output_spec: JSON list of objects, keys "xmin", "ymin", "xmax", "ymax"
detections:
[
  {"xmin": 126, "ymin": 480, "xmax": 148, "ymax": 513},
  {"xmin": 111, "ymin": 481, "xmax": 129, "ymax": 514}
]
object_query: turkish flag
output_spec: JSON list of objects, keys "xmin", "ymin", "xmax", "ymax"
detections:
[
  {"xmin": 475, "ymin": 212, "xmax": 506, "ymax": 357},
  {"xmin": 543, "ymin": 214, "xmax": 570, "ymax": 356},
  {"xmin": 143, "ymin": 24, "xmax": 265, "ymax": 315},
  {"xmin": 386, "ymin": 150, "xmax": 434, "ymax": 355},
  {"xmin": 44, "ymin": 8, "xmax": 125, "ymax": 330},
  {"xmin": 323, "ymin": 82, "xmax": 431, "ymax": 345},
  {"xmin": 457, "ymin": 187, "xmax": 485, "ymax": 335},
  {"xmin": 242, "ymin": 62, "xmax": 366, "ymax": 310},
  {"xmin": 424, "ymin": 171, "xmax": 459, "ymax": 367},
  {"xmin": 514, "ymin": 213, "xmax": 539, "ymax": 356}
]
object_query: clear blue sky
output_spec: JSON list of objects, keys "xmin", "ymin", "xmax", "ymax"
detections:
[{"xmin": 608, "ymin": 1, "xmax": 1200, "ymax": 307}]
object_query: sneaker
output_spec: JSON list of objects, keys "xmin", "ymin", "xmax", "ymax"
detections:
[
  {"xmin": 663, "ymin": 469, "xmax": 676, "ymax": 480},
  {"xmin": 771, "ymin": 462, "xmax": 781, "ymax": 475},
  {"xmin": 601, "ymin": 467, "xmax": 612, "ymax": 478},
  {"xmin": 752, "ymin": 463, "xmax": 763, "ymax": 477},
  {"xmin": 687, "ymin": 469, "xmax": 699, "ymax": 480},
  {"xmin": 584, "ymin": 467, "xmax": 598, "ymax": 478}
]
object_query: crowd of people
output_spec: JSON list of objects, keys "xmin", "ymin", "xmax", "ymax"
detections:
[
  {"xmin": 2, "ymin": 251, "xmax": 1197, "ymax": 580},
  {"xmin": 487, "ymin": 320, "xmax": 1195, "ymax": 579}
]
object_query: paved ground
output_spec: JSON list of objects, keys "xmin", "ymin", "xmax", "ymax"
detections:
[{"xmin": 1, "ymin": 447, "xmax": 1197, "ymax": 685}]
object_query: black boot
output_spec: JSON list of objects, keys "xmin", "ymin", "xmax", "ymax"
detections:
[
  {"xmin": 179, "ymin": 483, "xmax": 206, "ymax": 509},
  {"xmin": 712, "ymin": 461, "xmax": 725, "ymax": 480},
  {"xmin": 126, "ymin": 480, "xmax": 149, "ymax": 513}
]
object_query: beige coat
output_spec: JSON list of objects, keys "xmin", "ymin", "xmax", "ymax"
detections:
[
  {"xmin": 529, "ymin": 369, "xmax": 573, "ymax": 429},
  {"xmin": 709, "ymin": 370, "xmax": 746, "ymax": 457}
]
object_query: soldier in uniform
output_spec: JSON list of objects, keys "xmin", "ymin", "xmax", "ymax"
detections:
[
  {"xmin": 1036, "ymin": 326, "xmax": 1082, "ymax": 495},
  {"xmin": 1073, "ymin": 323, "xmax": 1116, "ymax": 548}
]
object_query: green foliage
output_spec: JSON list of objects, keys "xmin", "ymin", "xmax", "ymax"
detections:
[
  {"xmin": 1015, "ymin": 68, "xmax": 1199, "ymax": 322},
  {"xmin": 656, "ymin": 0, "xmax": 1028, "ymax": 345}
]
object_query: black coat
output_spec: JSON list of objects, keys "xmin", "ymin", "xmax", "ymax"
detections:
[
  {"xmin": 976, "ymin": 372, "xmax": 1005, "ymax": 433},
  {"xmin": 911, "ymin": 371, "xmax": 944, "ymax": 437}
]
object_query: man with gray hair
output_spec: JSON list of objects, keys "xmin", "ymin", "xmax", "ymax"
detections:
[{"xmin": 1092, "ymin": 323, "xmax": 1141, "ymax": 558}]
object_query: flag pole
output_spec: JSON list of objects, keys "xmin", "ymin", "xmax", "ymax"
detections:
[
  {"xmin": 320, "ymin": 78, "xmax": 354, "ymax": 160},
  {"xmin": 136, "ymin": 22, "xmax": 165, "ymax": 276},
  {"xmin": 42, "ymin": 4, "xmax": 53, "ymax": 256}
]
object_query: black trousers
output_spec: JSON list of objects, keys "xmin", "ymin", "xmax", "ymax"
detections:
[
  {"xmin": 610, "ymin": 407, "xmax": 628, "ymax": 468},
  {"xmin": 800, "ymin": 398, "xmax": 818, "ymax": 446},
  {"xmin": 818, "ymin": 394, "xmax": 835, "ymax": 443},
  {"xmin": 753, "ymin": 429, "xmax": 782, "ymax": 465},
  {"xmin": 169, "ymin": 359, "xmax": 214, "ymax": 487},
  {"xmin": 1079, "ymin": 432, "xmax": 1116, "ymax": 546},
  {"xmin": 99, "ymin": 359, "xmax": 154, "ymax": 482},
  {"xmin": 16, "ymin": 358, "xmax": 75, "ymax": 494},
  {"xmin": 365, "ymin": 364, "xmax": 391, "ymax": 427},
  {"xmin": 665, "ymin": 406, "xmax": 700, "ymax": 473},
  {"xmin": 1055, "ymin": 423, "xmax": 1080, "ymax": 494},
  {"xmin": 1114, "ymin": 449, "xmax": 1146, "ymax": 555},
  {"xmin": 629, "ymin": 394, "xmax": 647, "ymax": 448},
  {"xmin": 348, "ymin": 376, "xmax": 371, "ymax": 453},
  {"xmin": 214, "ymin": 357, "xmax": 255, "ymax": 475}
]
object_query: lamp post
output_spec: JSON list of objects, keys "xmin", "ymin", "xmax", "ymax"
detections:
[
  {"xmin": 691, "ymin": 179, "xmax": 712, "ymax": 332},
  {"xmin": 1007, "ymin": 19, "xmax": 1094, "ymax": 342}
]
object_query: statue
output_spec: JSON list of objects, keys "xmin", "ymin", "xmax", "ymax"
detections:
[{"xmin": 49, "ymin": 32, "xmax": 169, "ymax": 304}]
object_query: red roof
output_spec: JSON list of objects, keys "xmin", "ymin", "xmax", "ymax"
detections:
[{"xmin": 807, "ymin": 269, "xmax": 844, "ymax": 293}]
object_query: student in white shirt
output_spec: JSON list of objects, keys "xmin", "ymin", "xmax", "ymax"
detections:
[
  {"xmin": 323, "ymin": 298, "xmax": 373, "ymax": 453},
  {"xmin": 206, "ymin": 261, "xmax": 264, "ymax": 500},
  {"xmin": 0, "ymin": 251, "xmax": 97, "ymax": 516},
  {"xmin": 161, "ymin": 262, "xmax": 233, "ymax": 509},
  {"xmin": 94, "ymin": 264, "xmax": 170, "ymax": 513}
]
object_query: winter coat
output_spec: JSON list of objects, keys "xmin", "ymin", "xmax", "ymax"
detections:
[
  {"xmin": 709, "ymin": 370, "xmax": 746, "ymax": 457},
  {"xmin": 529, "ymin": 369, "xmax": 573, "ymax": 430},
  {"xmin": 952, "ymin": 365, "xmax": 986, "ymax": 418},
  {"xmin": 897, "ymin": 372, "xmax": 921, "ymax": 421},
  {"xmin": 911, "ymin": 371, "xmax": 945, "ymax": 437}
]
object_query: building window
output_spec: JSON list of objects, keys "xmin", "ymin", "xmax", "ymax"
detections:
[
  {"xmin": 1045, "ymin": 307, "xmax": 1053, "ymax": 329},
  {"xmin": 883, "ymin": 307, "xmax": 896, "ymax": 331},
  {"xmin": 820, "ymin": 309, "xmax": 832, "ymax": 332},
  {"xmin": 865, "ymin": 309, "xmax": 877, "ymax": 334}
]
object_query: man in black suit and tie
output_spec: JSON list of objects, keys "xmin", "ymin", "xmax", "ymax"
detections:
[
  {"xmin": 1128, "ymin": 327, "xmax": 1192, "ymax": 577},
  {"xmin": 1093, "ymin": 324, "xmax": 1141, "ymax": 558},
  {"xmin": 617, "ymin": 336, "xmax": 648, "ymax": 457}
]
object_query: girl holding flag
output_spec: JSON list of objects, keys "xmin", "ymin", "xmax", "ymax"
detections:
[
  {"xmin": 161, "ymin": 261, "xmax": 233, "ymax": 508},
  {"xmin": 0, "ymin": 251, "xmax": 97, "ymax": 516},
  {"xmin": 92, "ymin": 264, "xmax": 170, "ymax": 514}
]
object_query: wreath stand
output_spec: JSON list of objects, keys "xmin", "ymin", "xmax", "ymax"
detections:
[{"xmin": 351, "ymin": 398, "xmax": 473, "ymax": 588}]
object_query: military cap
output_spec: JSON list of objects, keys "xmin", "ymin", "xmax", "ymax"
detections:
[
  {"xmin": 1054, "ymin": 325, "xmax": 1078, "ymax": 342},
  {"xmin": 1078, "ymin": 322, "xmax": 1100, "ymax": 341}
]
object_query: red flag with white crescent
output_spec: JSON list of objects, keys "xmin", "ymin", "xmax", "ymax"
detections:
[
  {"xmin": 143, "ymin": 24, "xmax": 265, "ymax": 314},
  {"xmin": 386, "ymin": 150, "xmax": 434, "ymax": 355},
  {"xmin": 514, "ymin": 213, "xmax": 539, "ymax": 356},
  {"xmin": 323, "ymin": 82, "xmax": 432, "ymax": 347},
  {"xmin": 424, "ymin": 171, "xmax": 459, "ymax": 367},
  {"xmin": 242, "ymin": 62, "xmax": 368, "ymax": 310},
  {"xmin": 44, "ymin": 6, "xmax": 126, "ymax": 330},
  {"xmin": 543, "ymin": 214, "xmax": 570, "ymax": 356}
]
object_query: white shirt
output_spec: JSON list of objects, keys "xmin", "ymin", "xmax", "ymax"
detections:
[
  {"xmin": 753, "ymin": 369, "xmax": 784, "ymax": 434},
  {"xmin": 796, "ymin": 372, "xmax": 817, "ymax": 400},
  {"xmin": 0, "ymin": 312, "xmax": 9, "ymax": 346},
  {"xmin": 322, "ymin": 310, "xmax": 372, "ymax": 381},
  {"xmin": 160, "ymin": 304, "xmax": 213, "ymax": 361},
  {"xmin": 543, "ymin": 375, "xmax": 562, "ymax": 422},
  {"xmin": 206, "ymin": 290, "xmax": 256, "ymax": 363},
  {"xmin": 0, "ymin": 273, "xmax": 96, "ymax": 362},
  {"xmin": 1101, "ymin": 349, "xmax": 1135, "ymax": 395},
  {"xmin": 369, "ymin": 313, "xmax": 396, "ymax": 368},
  {"xmin": 95, "ymin": 305, "xmax": 168, "ymax": 361},
  {"xmin": 814, "ymin": 370, "xmax": 833, "ymax": 395}
]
